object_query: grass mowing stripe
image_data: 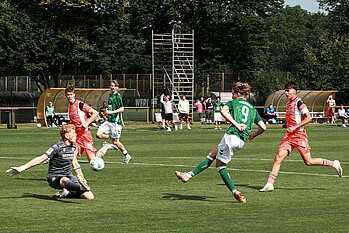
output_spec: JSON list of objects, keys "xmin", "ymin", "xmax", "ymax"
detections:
[
  {"xmin": 2, "ymin": 156, "xmax": 349, "ymax": 164},
  {"xmin": 1, "ymin": 124, "xmax": 348, "ymax": 232}
]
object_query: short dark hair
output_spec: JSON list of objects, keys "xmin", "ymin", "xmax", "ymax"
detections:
[
  {"xmin": 285, "ymin": 81, "xmax": 297, "ymax": 91},
  {"xmin": 65, "ymin": 85, "xmax": 75, "ymax": 94},
  {"xmin": 111, "ymin": 80, "xmax": 119, "ymax": 86}
]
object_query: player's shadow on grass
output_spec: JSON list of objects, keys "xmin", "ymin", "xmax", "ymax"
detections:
[
  {"xmin": 162, "ymin": 193, "xmax": 231, "ymax": 203},
  {"xmin": 13, "ymin": 178, "xmax": 46, "ymax": 181},
  {"xmin": 21, "ymin": 193, "xmax": 81, "ymax": 204},
  {"xmin": 216, "ymin": 183, "xmax": 327, "ymax": 191}
]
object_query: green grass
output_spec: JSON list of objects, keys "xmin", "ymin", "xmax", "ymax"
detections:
[{"xmin": 0, "ymin": 123, "xmax": 348, "ymax": 232}]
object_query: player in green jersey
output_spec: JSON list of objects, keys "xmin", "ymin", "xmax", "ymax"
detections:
[
  {"xmin": 214, "ymin": 96, "xmax": 224, "ymax": 129},
  {"xmin": 175, "ymin": 82, "xmax": 266, "ymax": 203},
  {"xmin": 96, "ymin": 80, "xmax": 132, "ymax": 164}
]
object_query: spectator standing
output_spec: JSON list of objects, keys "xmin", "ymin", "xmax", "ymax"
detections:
[
  {"xmin": 178, "ymin": 94, "xmax": 191, "ymax": 129},
  {"xmin": 160, "ymin": 93, "xmax": 178, "ymax": 131},
  {"xmin": 206, "ymin": 97, "xmax": 214, "ymax": 124},
  {"xmin": 173, "ymin": 20, "xmax": 182, "ymax": 49},
  {"xmin": 327, "ymin": 95, "xmax": 336, "ymax": 124},
  {"xmin": 195, "ymin": 97, "xmax": 206, "ymax": 124}
]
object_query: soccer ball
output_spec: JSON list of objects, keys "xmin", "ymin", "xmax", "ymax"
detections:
[
  {"xmin": 90, "ymin": 157, "xmax": 105, "ymax": 171},
  {"xmin": 36, "ymin": 123, "xmax": 42, "ymax": 128}
]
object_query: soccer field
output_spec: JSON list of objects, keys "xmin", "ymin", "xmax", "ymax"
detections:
[{"xmin": 0, "ymin": 123, "xmax": 348, "ymax": 232}]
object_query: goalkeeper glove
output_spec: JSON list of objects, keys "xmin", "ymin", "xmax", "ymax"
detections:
[
  {"xmin": 76, "ymin": 174, "xmax": 91, "ymax": 191},
  {"xmin": 5, "ymin": 165, "xmax": 27, "ymax": 176}
]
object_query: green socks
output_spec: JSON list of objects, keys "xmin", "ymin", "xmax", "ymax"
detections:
[
  {"xmin": 217, "ymin": 166, "xmax": 236, "ymax": 191},
  {"xmin": 192, "ymin": 155, "xmax": 214, "ymax": 175}
]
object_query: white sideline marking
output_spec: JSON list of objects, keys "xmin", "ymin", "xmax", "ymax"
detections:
[{"xmin": 1, "ymin": 156, "xmax": 347, "ymax": 178}]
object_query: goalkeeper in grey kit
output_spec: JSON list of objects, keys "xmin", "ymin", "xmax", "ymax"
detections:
[{"xmin": 5, "ymin": 124, "xmax": 94, "ymax": 199}]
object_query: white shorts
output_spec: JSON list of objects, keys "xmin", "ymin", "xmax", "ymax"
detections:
[
  {"xmin": 216, "ymin": 134, "xmax": 245, "ymax": 164},
  {"xmin": 214, "ymin": 112, "xmax": 223, "ymax": 122},
  {"xmin": 99, "ymin": 121, "xmax": 122, "ymax": 139}
]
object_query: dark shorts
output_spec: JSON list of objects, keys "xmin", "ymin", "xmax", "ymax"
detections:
[
  {"xmin": 174, "ymin": 35, "xmax": 181, "ymax": 43},
  {"xmin": 47, "ymin": 174, "xmax": 77, "ymax": 190},
  {"xmin": 165, "ymin": 113, "xmax": 173, "ymax": 121},
  {"xmin": 161, "ymin": 111, "xmax": 166, "ymax": 120},
  {"xmin": 179, "ymin": 113, "xmax": 189, "ymax": 120}
]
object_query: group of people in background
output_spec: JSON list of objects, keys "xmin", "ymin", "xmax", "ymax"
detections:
[
  {"xmin": 159, "ymin": 93, "xmax": 191, "ymax": 131},
  {"xmin": 158, "ymin": 93, "xmax": 226, "ymax": 131},
  {"xmin": 195, "ymin": 96, "xmax": 225, "ymax": 129},
  {"xmin": 264, "ymin": 95, "xmax": 349, "ymax": 127}
]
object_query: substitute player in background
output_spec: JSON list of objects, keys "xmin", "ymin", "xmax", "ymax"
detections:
[
  {"xmin": 65, "ymin": 86, "xmax": 114, "ymax": 174},
  {"xmin": 96, "ymin": 80, "xmax": 132, "ymax": 164},
  {"xmin": 178, "ymin": 94, "xmax": 191, "ymax": 130},
  {"xmin": 214, "ymin": 96, "xmax": 224, "ymax": 129},
  {"xmin": 326, "ymin": 95, "xmax": 336, "ymax": 124},
  {"xmin": 175, "ymin": 82, "xmax": 266, "ymax": 203},
  {"xmin": 5, "ymin": 124, "xmax": 94, "ymax": 199},
  {"xmin": 260, "ymin": 81, "xmax": 342, "ymax": 192}
]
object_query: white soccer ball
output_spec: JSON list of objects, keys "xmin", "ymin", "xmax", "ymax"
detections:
[
  {"xmin": 90, "ymin": 157, "xmax": 105, "ymax": 171},
  {"xmin": 36, "ymin": 123, "xmax": 42, "ymax": 128}
]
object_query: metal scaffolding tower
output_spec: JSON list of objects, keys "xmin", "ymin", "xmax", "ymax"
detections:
[{"xmin": 152, "ymin": 30, "xmax": 194, "ymax": 121}]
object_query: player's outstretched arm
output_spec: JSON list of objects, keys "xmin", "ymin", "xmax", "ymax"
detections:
[
  {"xmin": 248, "ymin": 121, "xmax": 266, "ymax": 141},
  {"xmin": 106, "ymin": 106, "xmax": 124, "ymax": 116},
  {"xmin": 5, "ymin": 154, "xmax": 48, "ymax": 176},
  {"xmin": 71, "ymin": 150, "xmax": 90, "ymax": 191}
]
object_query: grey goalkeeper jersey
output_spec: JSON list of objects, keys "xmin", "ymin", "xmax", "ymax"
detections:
[{"xmin": 45, "ymin": 140, "xmax": 76, "ymax": 176}]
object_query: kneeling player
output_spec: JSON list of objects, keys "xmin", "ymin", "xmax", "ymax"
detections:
[
  {"xmin": 5, "ymin": 124, "xmax": 94, "ymax": 199},
  {"xmin": 175, "ymin": 82, "xmax": 266, "ymax": 203}
]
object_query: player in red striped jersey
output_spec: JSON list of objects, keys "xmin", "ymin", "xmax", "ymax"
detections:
[
  {"xmin": 65, "ymin": 86, "xmax": 114, "ymax": 173},
  {"xmin": 260, "ymin": 81, "xmax": 343, "ymax": 192}
]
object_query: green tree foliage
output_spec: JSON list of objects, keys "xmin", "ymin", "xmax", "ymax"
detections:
[
  {"xmin": 1, "ymin": 0, "xmax": 149, "ymax": 89},
  {"xmin": 0, "ymin": 2, "xmax": 37, "ymax": 76},
  {"xmin": 126, "ymin": 0, "xmax": 285, "ymax": 84},
  {"xmin": 298, "ymin": 34, "xmax": 349, "ymax": 104},
  {"xmin": 319, "ymin": 0, "xmax": 349, "ymax": 36},
  {"xmin": 1, "ymin": 0, "xmax": 348, "ymax": 106},
  {"xmin": 293, "ymin": 1, "xmax": 349, "ymax": 104}
]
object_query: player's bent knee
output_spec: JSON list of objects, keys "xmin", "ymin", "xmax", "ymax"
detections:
[
  {"xmin": 59, "ymin": 177, "xmax": 69, "ymax": 188},
  {"xmin": 304, "ymin": 160, "xmax": 314, "ymax": 166}
]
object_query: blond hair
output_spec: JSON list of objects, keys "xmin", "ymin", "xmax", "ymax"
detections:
[
  {"xmin": 233, "ymin": 82, "xmax": 250, "ymax": 96},
  {"xmin": 60, "ymin": 124, "xmax": 75, "ymax": 139}
]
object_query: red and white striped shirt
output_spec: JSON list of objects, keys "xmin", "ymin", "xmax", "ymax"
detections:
[
  {"xmin": 286, "ymin": 97, "xmax": 309, "ymax": 134},
  {"xmin": 68, "ymin": 100, "xmax": 92, "ymax": 135}
]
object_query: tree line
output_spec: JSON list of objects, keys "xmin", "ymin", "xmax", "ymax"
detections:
[{"xmin": 0, "ymin": 0, "xmax": 348, "ymax": 104}]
